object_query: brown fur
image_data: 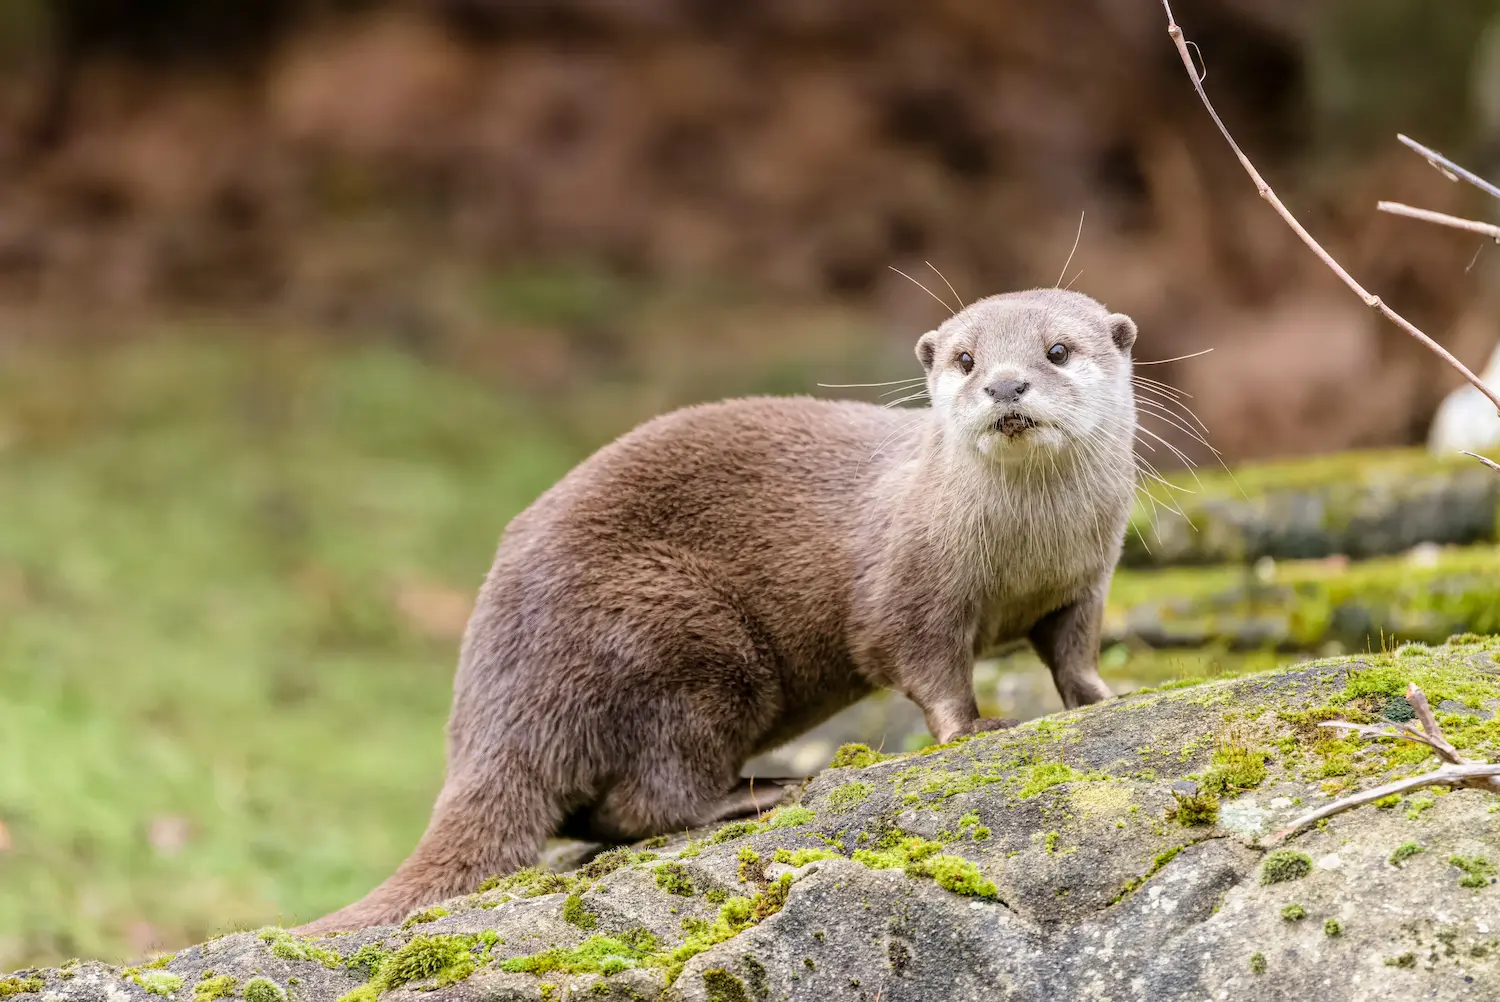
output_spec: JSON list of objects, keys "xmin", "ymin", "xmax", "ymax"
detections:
[{"xmin": 295, "ymin": 288, "xmax": 1139, "ymax": 933}]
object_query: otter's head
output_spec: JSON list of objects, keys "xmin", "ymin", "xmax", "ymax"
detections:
[{"xmin": 916, "ymin": 288, "xmax": 1136, "ymax": 459}]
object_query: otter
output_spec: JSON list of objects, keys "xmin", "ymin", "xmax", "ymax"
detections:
[{"xmin": 297, "ymin": 287, "xmax": 1139, "ymax": 933}]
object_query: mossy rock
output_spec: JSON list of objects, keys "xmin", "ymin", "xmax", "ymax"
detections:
[
  {"xmin": 1124, "ymin": 447, "xmax": 1500, "ymax": 567},
  {"xmin": 10, "ymin": 637, "xmax": 1500, "ymax": 1000},
  {"xmin": 1106, "ymin": 544, "xmax": 1500, "ymax": 651}
]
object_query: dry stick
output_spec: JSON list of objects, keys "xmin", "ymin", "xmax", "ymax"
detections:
[
  {"xmin": 1271, "ymin": 683, "xmax": 1500, "ymax": 843},
  {"xmin": 1270, "ymin": 762, "xmax": 1500, "ymax": 842},
  {"xmin": 1398, "ymin": 133, "xmax": 1500, "ymax": 201},
  {"xmin": 1160, "ymin": 1, "xmax": 1500, "ymax": 422},
  {"xmin": 1377, "ymin": 201, "xmax": 1500, "ymax": 242},
  {"xmin": 1462, "ymin": 450, "xmax": 1500, "ymax": 474}
]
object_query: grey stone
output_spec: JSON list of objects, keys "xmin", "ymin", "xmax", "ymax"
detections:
[{"xmin": 10, "ymin": 640, "xmax": 1500, "ymax": 1002}]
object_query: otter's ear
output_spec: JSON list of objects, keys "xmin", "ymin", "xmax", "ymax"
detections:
[
  {"xmin": 1107, "ymin": 313, "xmax": 1137, "ymax": 353},
  {"xmin": 915, "ymin": 331, "xmax": 938, "ymax": 372}
]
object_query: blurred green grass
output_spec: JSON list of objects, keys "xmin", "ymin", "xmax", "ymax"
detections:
[{"xmin": 0, "ymin": 335, "xmax": 581, "ymax": 968}]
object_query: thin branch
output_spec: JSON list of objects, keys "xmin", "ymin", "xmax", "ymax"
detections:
[
  {"xmin": 1271, "ymin": 682, "xmax": 1500, "ymax": 842},
  {"xmin": 1271, "ymin": 762, "xmax": 1500, "ymax": 842},
  {"xmin": 1160, "ymin": 2, "xmax": 1500, "ymax": 423},
  {"xmin": 1377, "ymin": 201, "xmax": 1500, "ymax": 242},
  {"xmin": 1405, "ymin": 682, "xmax": 1462, "ymax": 761},
  {"xmin": 1397, "ymin": 133, "xmax": 1500, "ymax": 202},
  {"xmin": 1461, "ymin": 450, "xmax": 1500, "ymax": 474}
]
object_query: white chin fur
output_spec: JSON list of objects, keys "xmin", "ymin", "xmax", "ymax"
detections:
[{"xmin": 972, "ymin": 424, "xmax": 1068, "ymax": 458}]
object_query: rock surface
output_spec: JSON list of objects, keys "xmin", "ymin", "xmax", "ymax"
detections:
[
  {"xmin": 8, "ymin": 638, "xmax": 1500, "ymax": 1002},
  {"xmin": 1107, "ymin": 544, "xmax": 1500, "ymax": 651},
  {"xmin": 1122, "ymin": 448, "xmax": 1500, "ymax": 567}
]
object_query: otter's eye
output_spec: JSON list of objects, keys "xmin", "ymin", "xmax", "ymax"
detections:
[
  {"xmin": 957, "ymin": 352, "xmax": 974, "ymax": 374},
  {"xmin": 1046, "ymin": 343, "xmax": 1071, "ymax": 366}
]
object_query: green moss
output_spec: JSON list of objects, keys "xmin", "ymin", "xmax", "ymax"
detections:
[
  {"xmin": 643, "ymin": 879, "xmax": 796, "ymax": 984},
  {"xmin": 752, "ymin": 873, "xmax": 794, "ymax": 921},
  {"xmin": 1281, "ymin": 903, "xmax": 1306, "ymax": 921},
  {"xmin": 0, "ymin": 979, "xmax": 43, "ymax": 999},
  {"xmin": 655, "ymin": 862, "xmax": 696, "ymax": 896},
  {"xmin": 193, "ymin": 975, "xmax": 237, "ymax": 1002},
  {"xmin": 1406, "ymin": 797, "xmax": 1435, "ymax": 820},
  {"xmin": 1260, "ymin": 850, "xmax": 1313, "ymax": 885},
  {"xmin": 335, "ymin": 986, "xmax": 379, "ymax": 1002},
  {"xmin": 1375, "ymin": 794, "xmax": 1402, "ymax": 809},
  {"xmin": 1450, "ymin": 855, "xmax": 1495, "ymax": 889},
  {"xmin": 1199, "ymin": 741, "xmax": 1268, "ymax": 796},
  {"xmin": 773, "ymin": 848, "xmax": 842, "ymax": 868},
  {"xmin": 1017, "ymin": 762, "xmax": 1088, "ymax": 799},
  {"xmin": 1249, "ymin": 952, "xmax": 1267, "ymax": 975},
  {"xmin": 1042, "ymin": 831, "xmax": 1060, "ymax": 854},
  {"xmin": 760, "ymin": 806, "xmax": 816, "ymax": 829},
  {"xmin": 1166, "ymin": 790, "xmax": 1220, "ymax": 826},
  {"xmin": 1384, "ymin": 952, "xmax": 1417, "ymax": 968},
  {"xmin": 824, "ymin": 781, "xmax": 872, "ymax": 814},
  {"xmin": 346, "ymin": 944, "xmax": 389, "ymax": 975},
  {"xmin": 257, "ymin": 927, "xmax": 344, "ymax": 968},
  {"xmin": 701, "ymin": 968, "xmax": 753, "ymax": 1002},
  {"xmin": 481, "ymin": 866, "xmax": 574, "ymax": 898},
  {"xmin": 1324, "ymin": 918, "xmax": 1342, "ymax": 937},
  {"xmin": 129, "ymin": 972, "xmax": 184, "ymax": 997},
  {"xmin": 921, "ymin": 855, "xmax": 999, "ymax": 899},
  {"xmin": 1390, "ymin": 842, "xmax": 1424, "ymax": 867},
  {"xmin": 709, "ymin": 821, "xmax": 761, "ymax": 845},
  {"xmin": 737, "ymin": 847, "xmax": 763, "ymax": 884},
  {"xmin": 563, "ymin": 891, "xmax": 598, "ymax": 929},
  {"xmin": 852, "ymin": 834, "xmax": 943, "ymax": 871},
  {"xmin": 829, "ymin": 744, "xmax": 893, "ymax": 769},
  {"xmin": 241, "ymin": 978, "xmax": 284, "ymax": 1002},
  {"xmin": 850, "ymin": 834, "xmax": 996, "ymax": 899},
  {"xmin": 401, "ymin": 905, "xmax": 449, "ymax": 928},
  {"xmin": 1110, "ymin": 846, "xmax": 1184, "ymax": 904},
  {"xmin": 358, "ymin": 934, "xmax": 481, "ymax": 994},
  {"xmin": 578, "ymin": 848, "xmax": 635, "ymax": 880},
  {"xmin": 500, "ymin": 935, "xmax": 651, "ymax": 977},
  {"xmin": 1342, "ymin": 654, "xmax": 1500, "ymax": 707}
]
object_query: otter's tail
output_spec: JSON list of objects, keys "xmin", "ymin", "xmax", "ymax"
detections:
[{"xmin": 293, "ymin": 772, "xmax": 557, "ymax": 934}]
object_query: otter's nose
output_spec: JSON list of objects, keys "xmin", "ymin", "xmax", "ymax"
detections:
[{"xmin": 984, "ymin": 378, "xmax": 1030, "ymax": 404}]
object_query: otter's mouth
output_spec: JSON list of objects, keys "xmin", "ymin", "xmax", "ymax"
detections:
[{"xmin": 995, "ymin": 412, "xmax": 1037, "ymax": 438}]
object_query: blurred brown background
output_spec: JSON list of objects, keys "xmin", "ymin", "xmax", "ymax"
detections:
[{"xmin": 3, "ymin": 0, "xmax": 1500, "ymax": 458}]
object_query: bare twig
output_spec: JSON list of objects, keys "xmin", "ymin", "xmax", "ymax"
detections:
[
  {"xmin": 1160, "ymin": 2, "xmax": 1500, "ymax": 423},
  {"xmin": 1271, "ymin": 762, "xmax": 1500, "ymax": 842},
  {"xmin": 1397, "ymin": 133, "xmax": 1500, "ymax": 201},
  {"xmin": 1270, "ymin": 683, "xmax": 1500, "ymax": 842},
  {"xmin": 1405, "ymin": 682, "xmax": 1462, "ymax": 759},
  {"xmin": 1377, "ymin": 201, "xmax": 1500, "ymax": 242},
  {"xmin": 1462, "ymin": 450, "xmax": 1500, "ymax": 474}
]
